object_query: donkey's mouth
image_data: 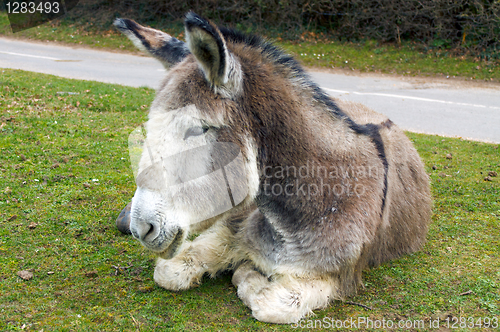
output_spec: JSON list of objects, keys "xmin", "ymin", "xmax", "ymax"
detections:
[{"xmin": 157, "ymin": 228, "xmax": 184, "ymax": 259}]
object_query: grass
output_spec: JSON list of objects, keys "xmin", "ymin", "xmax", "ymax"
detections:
[
  {"xmin": 1, "ymin": 11, "xmax": 499, "ymax": 83},
  {"xmin": 0, "ymin": 69, "xmax": 499, "ymax": 331},
  {"xmin": 282, "ymin": 39, "xmax": 499, "ymax": 82}
]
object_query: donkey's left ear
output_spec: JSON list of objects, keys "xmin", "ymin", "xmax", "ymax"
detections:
[
  {"xmin": 114, "ymin": 18, "xmax": 190, "ymax": 69},
  {"xmin": 184, "ymin": 12, "xmax": 241, "ymax": 92}
]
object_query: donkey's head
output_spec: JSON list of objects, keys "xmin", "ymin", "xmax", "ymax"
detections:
[{"xmin": 115, "ymin": 13, "xmax": 261, "ymax": 258}]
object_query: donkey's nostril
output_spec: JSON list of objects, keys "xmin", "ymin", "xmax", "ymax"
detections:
[
  {"xmin": 144, "ymin": 223, "xmax": 155, "ymax": 238},
  {"xmin": 130, "ymin": 188, "xmax": 162, "ymax": 243},
  {"xmin": 134, "ymin": 220, "xmax": 156, "ymax": 241}
]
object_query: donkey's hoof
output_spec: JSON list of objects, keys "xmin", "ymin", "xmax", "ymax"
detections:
[{"xmin": 116, "ymin": 202, "xmax": 132, "ymax": 234}]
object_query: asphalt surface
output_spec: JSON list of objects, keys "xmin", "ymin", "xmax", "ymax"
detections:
[{"xmin": 1, "ymin": 37, "xmax": 499, "ymax": 143}]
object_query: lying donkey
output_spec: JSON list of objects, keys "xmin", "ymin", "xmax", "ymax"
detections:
[{"xmin": 114, "ymin": 12, "xmax": 432, "ymax": 323}]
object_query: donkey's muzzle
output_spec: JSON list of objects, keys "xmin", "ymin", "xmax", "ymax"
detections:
[{"xmin": 129, "ymin": 188, "xmax": 179, "ymax": 253}]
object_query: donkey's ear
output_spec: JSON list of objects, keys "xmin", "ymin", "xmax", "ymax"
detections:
[
  {"xmin": 184, "ymin": 12, "xmax": 233, "ymax": 87},
  {"xmin": 114, "ymin": 18, "xmax": 190, "ymax": 69}
]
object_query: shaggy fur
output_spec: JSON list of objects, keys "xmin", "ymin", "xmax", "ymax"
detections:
[{"xmin": 114, "ymin": 12, "xmax": 432, "ymax": 324}]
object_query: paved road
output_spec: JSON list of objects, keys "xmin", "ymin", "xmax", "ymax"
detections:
[{"xmin": 1, "ymin": 37, "xmax": 499, "ymax": 143}]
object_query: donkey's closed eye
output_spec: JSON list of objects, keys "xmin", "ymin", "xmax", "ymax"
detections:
[{"xmin": 184, "ymin": 126, "xmax": 209, "ymax": 140}]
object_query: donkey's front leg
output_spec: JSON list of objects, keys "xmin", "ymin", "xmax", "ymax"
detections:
[
  {"xmin": 154, "ymin": 222, "xmax": 239, "ymax": 290},
  {"xmin": 232, "ymin": 263, "xmax": 338, "ymax": 324}
]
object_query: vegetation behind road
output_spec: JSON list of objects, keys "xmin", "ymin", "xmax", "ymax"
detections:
[
  {"xmin": 0, "ymin": 9, "xmax": 499, "ymax": 82},
  {"xmin": 5, "ymin": 0, "xmax": 499, "ymax": 59}
]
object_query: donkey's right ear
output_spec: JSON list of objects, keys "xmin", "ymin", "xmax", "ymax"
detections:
[{"xmin": 114, "ymin": 18, "xmax": 190, "ymax": 69}]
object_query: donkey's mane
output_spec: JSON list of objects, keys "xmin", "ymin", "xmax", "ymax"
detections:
[
  {"xmin": 218, "ymin": 27, "xmax": 384, "ymax": 135},
  {"xmin": 219, "ymin": 27, "xmax": 346, "ymax": 118}
]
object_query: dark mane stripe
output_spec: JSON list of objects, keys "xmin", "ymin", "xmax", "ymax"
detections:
[{"xmin": 219, "ymin": 26, "xmax": 389, "ymax": 215}]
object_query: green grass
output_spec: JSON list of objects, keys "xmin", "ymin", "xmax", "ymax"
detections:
[
  {"xmin": 281, "ymin": 39, "xmax": 500, "ymax": 82},
  {"xmin": 1, "ymin": 11, "xmax": 499, "ymax": 82},
  {"xmin": 0, "ymin": 69, "xmax": 499, "ymax": 331}
]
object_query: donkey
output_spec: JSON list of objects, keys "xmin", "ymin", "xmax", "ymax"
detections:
[{"xmin": 114, "ymin": 13, "xmax": 432, "ymax": 324}]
